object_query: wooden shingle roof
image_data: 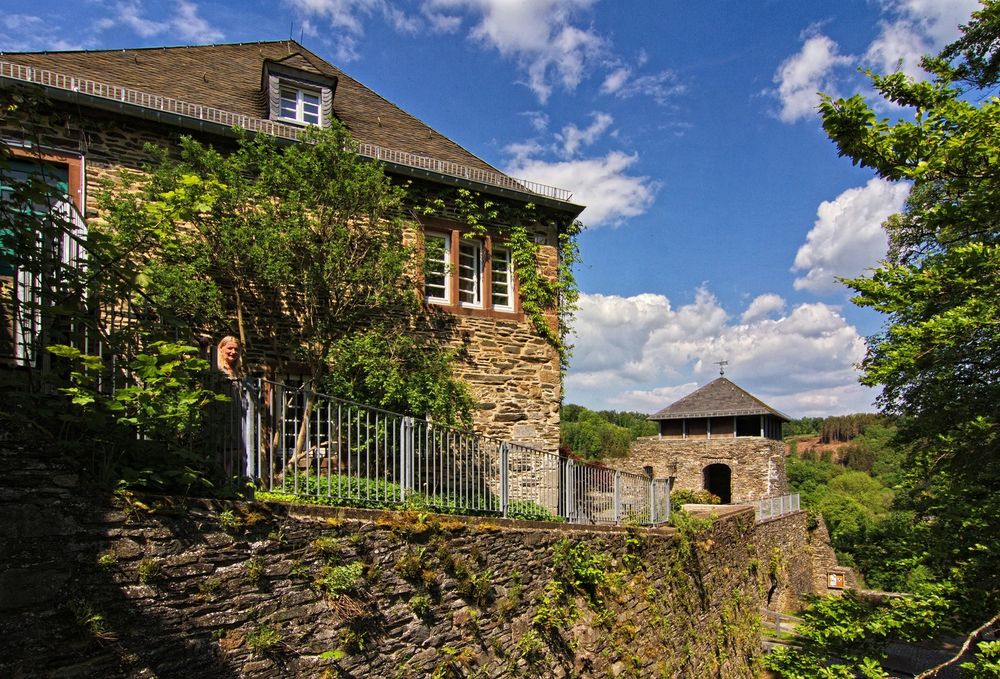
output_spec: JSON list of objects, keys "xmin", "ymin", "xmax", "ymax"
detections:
[
  {"xmin": 648, "ymin": 377, "xmax": 790, "ymax": 422},
  {"xmin": 0, "ymin": 40, "xmax": 499, "ymax": 174}
]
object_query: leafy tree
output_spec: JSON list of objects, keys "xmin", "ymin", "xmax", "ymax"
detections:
[
  {"xmin": 98, "ymin": 125, "xmax": 473, "ymax": 429},
  {"xmin": 782, "ymin": 416, "xmax": 823, "ymax": 438},
  {"xmin": 45, "ymin": 342, "xmax": 227, "ymax": 491},
  {"xmin": 818, "ymin": 0, "xmax": 1000, "ymax": 627},
  {"xmin": 765, "ymin": 585, "xmax": 952, "ymax": 678},
  {"xmin": 559, "ymin": 404, "xmax": 657, "ymax": 459}
]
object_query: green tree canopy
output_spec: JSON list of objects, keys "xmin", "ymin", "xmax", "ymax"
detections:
[
  {"xmin": 560, "ymin": 404, "xmax": 657, "ymax": 459},
  {"xmin": 821, "ymin": 0, "xmax": 1000, "ymax": 624},
  {"xmin": 99, "ymin": 124, "xmax": 473, "ymax": 425}
]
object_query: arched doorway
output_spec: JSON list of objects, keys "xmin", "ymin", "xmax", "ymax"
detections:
[{"xmin": 703, "ymin": 463, "xmax": 732, "ymax": 504}]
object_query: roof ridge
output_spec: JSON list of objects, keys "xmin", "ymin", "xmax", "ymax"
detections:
[{"xmin": 0, "ymin": 39, "xmax": 301, "ymax": 57}]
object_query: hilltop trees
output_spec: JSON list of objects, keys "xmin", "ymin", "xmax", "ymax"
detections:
[
  {"xmin": 560, "ymin": 404, "xmax": 658, "ymax": 459},
  {"xmin": 820, "ymin": 1, "xmax": 1000, "ymax": 623}
]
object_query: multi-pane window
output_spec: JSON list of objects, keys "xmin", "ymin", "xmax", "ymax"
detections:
[
  {"xmin": 491, "ymin": 247, "xmax": 513, "ymax": 310},
  {"xmin": 458, "ymin": 241, "xmax": 482, "ymax": 307},
  {"xmin": 0, "ymin": 159, "xmax": 78, "ymax": 365},
  {"xmin": 279, "ymin": 86, "xmax": 321, "ymax": 125},
  {"xmin": 424, "ymin": 230, "xmax": 515, "ymax": 313},
  {"xmin": 424, "ymin": 232, "xmax": 450, "ymax": 303}
]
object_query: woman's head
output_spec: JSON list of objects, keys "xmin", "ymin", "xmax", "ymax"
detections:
[{"xmin": 217, "ymin": 335, "xmax": 240, "ymax": 375}]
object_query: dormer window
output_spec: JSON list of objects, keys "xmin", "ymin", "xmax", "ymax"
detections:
[
  {"xmin": 263, "ymin": 57, "xmax": 337, "ymax": 128},
  {"xmin": 279, "ymin": 85, "xmax": 321, "ymax": 125}
]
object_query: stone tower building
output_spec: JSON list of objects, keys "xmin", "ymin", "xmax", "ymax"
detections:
[{"xmin": 612, "ymin": 377, "xmax": 789, "ymax": 503}]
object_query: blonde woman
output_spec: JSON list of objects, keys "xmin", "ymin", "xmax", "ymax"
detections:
[{"xmin": 216, "ymin": 335, "xmax": 242, "ymax": 379}]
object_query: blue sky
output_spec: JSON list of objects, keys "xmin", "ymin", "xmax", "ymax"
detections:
[{"xmin": 1, "ymin": 0, "xmax": 980, "ymax": 416}]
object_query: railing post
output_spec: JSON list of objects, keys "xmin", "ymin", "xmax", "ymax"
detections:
[
  {"xmin": 243, "ymin": 378, "xmax": 258, "ymax": 489},
  {"xmin": 562, "ymin": 458, "xmax": 574, "ymax": 522},
  {"xmin": 400, "ymin": 417, "xmax": 414, "ymax": 502},
  {"xmin": 666, "ymin": 478, "xmax": 672, "ymax": 523},
  {"xmin": 648, "ymin": 478, "xmax": 656, "ymax": 524},
  {"xmin": 500, "ymin": 443, "xmax": 510, "ymax": 519},
  {"xmin": 613, "ymin": 470, "xmax": 622, "ymax": 525}
]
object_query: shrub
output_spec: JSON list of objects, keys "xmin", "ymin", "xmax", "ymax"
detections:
[
  {"xmin": 670, "ymin": 489, "xmax": 721, "ymax": 506},
  {"xmin": 246, "ymin": 624, "xmax": 282, "ymax": 655},
  {"xmin": 317, "ymin": 561, "xmax": 365, "ymax": 597}
]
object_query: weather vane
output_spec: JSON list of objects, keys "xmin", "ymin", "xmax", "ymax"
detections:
[{"xmin": 715, "ymin": 360, "xmax": 728, "ymax": 376}]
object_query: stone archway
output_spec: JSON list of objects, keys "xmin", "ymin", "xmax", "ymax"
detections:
[{"xmin": 703, "ymin": 463, "xmax": 732, "ymax": 503}]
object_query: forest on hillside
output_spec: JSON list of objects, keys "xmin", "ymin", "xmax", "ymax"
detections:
[
  {"xmin": 781, "ymin": 416, "xmax": 914, "ymax": 590},
  {"xmin": 560, "ymin": 404, "xmax": 657, "ymax": 459}
]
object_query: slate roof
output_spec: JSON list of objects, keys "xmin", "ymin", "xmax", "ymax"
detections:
[
  {"xmin": 648, "ymin": 377, "xmax": 790, "ymax": 422},
  {"xmin": 0, "ymin": 40, "xmax": 498, "ymax": 175}
]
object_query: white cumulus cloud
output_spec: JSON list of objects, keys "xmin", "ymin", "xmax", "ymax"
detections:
[
  {"xmin": 599, "ymin": 64, "xmax": 685, "ymax": 105},
  {"xmin": 774, "ymin": 0, "xmax": 978, "ymax": 123},
  {"xmin": 741, "ymin": 294, "xmax": 786, "ymax": 324},
  {"xmin": 505, "ymin": 150, "xmax": 658, "ymax": 228},
  {"xmin": 792, "ymin": 178, "xmax": 910, "ymax": 294},
  {"xmin": 426, "ymin": 0, "xmax": 603, "ymax": 102},
  {"xmin": 867, "ymin": 0, "xmax": 980, "ymax": 77},
  {"xmin": 556, "ymin": 112, "xmax": 613, "ymax": 158},
  {"xmin": 565, "ymin": 291, "xmax": 872, "ymax": 417},
  {"xmin": 0, "ymin": 14, "xmax": 91, "ymax": 51},
  {"xmin": 773, "ymin": 32, "xmax": 852, "ymax": 123},
  {"xmin": 96, "ymin": 1, "xmax": 224, "ymax": 44}
]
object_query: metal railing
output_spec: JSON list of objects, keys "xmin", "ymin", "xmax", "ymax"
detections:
[
  {"xmin": 753, "ymin": 493, "xmax": 801, "ymax": 522},
  {"xmin": 761, "ymin": 608, "xmax": 803, "ymax": 637},
  {"xmin": 0, "ymin": 60, "xmax": 574, "ymax": 202},
  {"xmin": 237, "ymin": 379, "xmax": 670, "ymax": 526}
]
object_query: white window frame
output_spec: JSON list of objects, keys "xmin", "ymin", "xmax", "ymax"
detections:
[
  {"xmin": 278, "ymin": 84, "xmax": 322, "ymax": 126},
  {"xmin": 490, "ymin": 246, "xmax": 514, "ymax": 311},
  {"xmin": 424, "ymin": 232, "xmax": 451, "ymax": 304},
  {"xmin": 458, "ymin": 239, "xmax": 483, "ymax": 308}
]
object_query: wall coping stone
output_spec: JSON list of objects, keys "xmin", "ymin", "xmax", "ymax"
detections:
[{"xmin": 137, "ymin": 493, "xmax": 681, "ymax": 537}]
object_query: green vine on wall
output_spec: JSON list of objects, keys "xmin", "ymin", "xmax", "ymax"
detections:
[{"xmin": 413, "ymin": 187, "xmax": 582, "ymax": 371}]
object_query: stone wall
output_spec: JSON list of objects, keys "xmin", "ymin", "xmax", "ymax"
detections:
[
  {"xmin": 614, "ymin": 436, "xmax": 788, "ymax": 502},
  {"xmin": 808, "ymin": 513, "xmax": 859, "ymax": 594},
  {"xmin": 751, "ymin": 510, "xmax": 858, "ymax": 613},
  {"xmin": 752, "ymin": 511, "xmax": 819, "ymax": 612},
  {"xmin": 0, "ymin": 90, "xmax": 562, "ymax": 451},
  {"xmin": 0, "ymin": 444, "xmax": 766, "ymax": 678}
]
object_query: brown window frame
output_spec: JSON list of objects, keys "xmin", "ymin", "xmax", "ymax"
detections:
[{"xmin": 420, "ymin": 219, "xmax": 522, "ymax": 321}]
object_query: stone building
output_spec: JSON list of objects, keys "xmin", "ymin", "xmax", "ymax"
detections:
[
  {"xmin": 611, "ymin": 377, "xmax": 789, "ymax": 502},
  {"xmin": 0, "ymin": 41, "xmax": 583, "ymax": 452}
]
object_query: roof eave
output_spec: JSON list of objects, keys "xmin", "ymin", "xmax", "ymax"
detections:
[
  {"xmin": 649, "ymin": 410, "xmax": 790, "ymax": 422},
  {"xmin": 379, "ymin": 159, "xmax": 585, "ymax": 216},
  {"xmin": 2, "ymin": 77, "xmax": 584, "ymax": 216}
]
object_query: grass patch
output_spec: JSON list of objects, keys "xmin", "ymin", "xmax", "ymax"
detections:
[{"xmin": 257, "ymin": 472, "xmax": 561, "ymax": 522}]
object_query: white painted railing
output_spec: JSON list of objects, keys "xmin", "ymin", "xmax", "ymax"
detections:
[
  {"xmin": 234, "ymin": 379, "xmax": 670, "ymax": 525},
  {"xmin": 753, "ymin": 493, "xmax": 801, "ymax": 522}
]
